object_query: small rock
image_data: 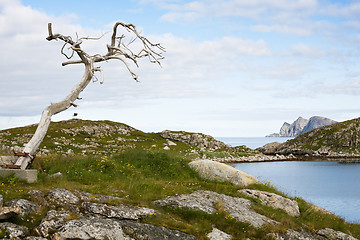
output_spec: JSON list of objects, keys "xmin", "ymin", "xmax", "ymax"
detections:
[
  {"xmin": 47, "ymin": 188, "xmax": 79, "ymax": 206},
  {"xmin": 309, "ymin": 203, "xmax": 334, "ymax": 215},
  {"xmin": 48, "ymin": 172, "xmax": 63, "ymax": 178},
  {"xmin": 52, "ymin": 218, "xmax": 127, "ymax": 240},
  {"xmin": 0, "ymin": 194, "xmax": 3, "ymax": 208},
  {"xmin": 207, "ymin": 228, "xmax": 232, "ymax": 240},
  {"xmin": 0, "ymin": 205, "xmax": 21, "ymax": 220},
  {"xmin": 163, "ymin": 146, "xmax": 170, "ymax": 150},
  {"xmin": 189, "ymin": 159, "xmax": 259, "ymax": 186},
  {"xmin": 238, "ymin": 189, "xmax": 300, "ymax": 217},
  {"xmin": 0, "ymin": 222, "xmax": 28, "ymax": 239},
  {"xmin": 8, "ymin": 199, "xmax": 40, "ymax": 216},
  {"xmin": 167, "ymin": 140, "xmax": 177, "ymax": 146},
  {"xmin": 82, "ymin": 201, "xmax": 157, "ymax": 220}
]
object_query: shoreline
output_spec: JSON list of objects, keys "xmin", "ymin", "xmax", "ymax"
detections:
[{"xmin": 208, "ymin": 153, "xmax": 360, "ymax": 164}]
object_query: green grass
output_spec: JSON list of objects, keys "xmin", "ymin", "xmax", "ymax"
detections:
[{"xmin": 1, "ymin": 149, "xmax": 360, "ymax": 239}]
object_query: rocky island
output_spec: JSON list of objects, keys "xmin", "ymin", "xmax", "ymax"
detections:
[{"xmin": 266, "ymin": 116, "xmax": 337, "ymax": 137}]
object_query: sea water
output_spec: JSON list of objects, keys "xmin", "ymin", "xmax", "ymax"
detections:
[
  {"xmin": 233, "ymin": 161, "xmax": 360, "ymax": 223},
  {"xmin": 217, "ymin": 137, "xmax": 360, "ymax": 223}
]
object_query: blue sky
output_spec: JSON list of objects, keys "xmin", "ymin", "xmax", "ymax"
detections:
[{"xmin": 1, "ymin": 0, "xmax": 360, "ymax": 137}]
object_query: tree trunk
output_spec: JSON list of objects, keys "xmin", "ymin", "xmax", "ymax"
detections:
[
  {"xmin": 11, "ymin": 22, "xmax": 164, "ymax": 170},
  {"xmin": 15, "ymin": 64, "xmax": 92, "ymax": 169}
]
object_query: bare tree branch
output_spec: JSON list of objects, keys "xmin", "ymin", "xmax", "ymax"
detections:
[{"xmin": 14, "ymin": 22, "xmax": 164, "ymax": 169}]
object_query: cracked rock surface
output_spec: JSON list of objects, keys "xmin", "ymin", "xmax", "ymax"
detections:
[{"xmin": 154, "ymin": 190, "xmax": 278, "ymax": 228}]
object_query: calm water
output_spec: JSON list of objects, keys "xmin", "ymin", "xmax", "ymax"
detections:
[
  {"xmin": 233, "ymin": 161, "xmax": 360, "ymax": 223},
  {"xmin": 216, "ymin": 137, "xmax": 293, "ymax": 149}
]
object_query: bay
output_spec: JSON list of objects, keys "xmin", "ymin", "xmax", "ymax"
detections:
[
  {"xmin": 233, "ymin": 161, "xmax": 360, "ymax": 223},
  {"xmin": 215, "ymin": 137, "xmax": 293, "ymax": 149}
]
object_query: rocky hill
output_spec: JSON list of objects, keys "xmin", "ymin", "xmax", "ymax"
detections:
[
  {"xmin": 0, "ymin": 119, "xmax": 254, "ymax": 159},
  {"xmin": 266, "ymin": 116, "xmax": 337, "ymax": 137},
  {"xmin": 261, "ymin": 117, "xmax": 360, "ymax": 157}
]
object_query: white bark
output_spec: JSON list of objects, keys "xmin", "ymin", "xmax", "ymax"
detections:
[
  {"xmin": 14, "ymin": 22, "xmax": 164, "ymax": 169},
  {"xmin": 15, "ymin": 64, "xmax": 92, "ymax": 169}
]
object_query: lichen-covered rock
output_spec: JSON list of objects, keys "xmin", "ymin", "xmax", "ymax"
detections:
[
  {"xmin": 239, "ymin": 189, "xmax": 300, "ymax": 217},
  {"xmin": 0, "ymin": 205, "xmax": 21, "ymax": 220},
  {"xmin": 36, "ymin": 210, "xmax": 70, "ymax": 237},
  {"xmin": 75, "ymin": 190, "xmax": 120, "ymax": 202},
  {"xmin": 207, "ymin": 228, "xmax": 232, "ymax": 240},
  {"xmin": 154, "ymin": 190, "xmax": 278, "ymax": 228},
  {"xmin": 269, "ymin": 229, "xmax": 318, "ymax": 240},
  {"xmin": 52, "ymin": 218, "xmax": 127, "ymax": 240},
  {"xmin": 189, "ymin": 160, "xmax": 258, "ymax": 186},
  {"xmin": 317, "ymin": 228, "xmax": 358, "ymax": 240},
  {"xmin": 82, "ymin": 201, "xmax": 157, "ymax": 220},
  {"xmin": 47, "ymin": 188, "xmax": 79, "ymax": 206},
  {"xmin": 8, "ymin": 199, "xmax": 40, "ymax": 216},
  {"xmin": 270, "ymin": 228, "xmax": 359, "ymax": 240},
  {"xmin": 118, "ymin": 220, "xmax": 198, "ymax": 240},
  {"xmin": 0, "ymin": 222, "xmax": 28, "ymax": 239}
]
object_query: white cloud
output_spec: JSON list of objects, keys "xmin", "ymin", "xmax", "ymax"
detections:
[
  {"xmin": 285, "ymin": 43, "xmax": 325, "ymax": 57},
  {"xmin": 0, "ymin": 0, "xmax": 273, "ymax": 120},
  {"xmin": 251, "ymin": 24, "xmax": 312, "ymax": 36}
]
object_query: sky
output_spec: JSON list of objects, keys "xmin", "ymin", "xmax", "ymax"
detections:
[{"xmin": 0, "ymin": 0, "xmax": 360, "ymax": 137}]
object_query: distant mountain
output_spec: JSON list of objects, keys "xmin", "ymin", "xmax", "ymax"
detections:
[{"xmin": 266, "ymin": 116, "xmax": 337, "ymax": 137}]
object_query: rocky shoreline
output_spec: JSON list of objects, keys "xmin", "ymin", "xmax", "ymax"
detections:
[
  {"xmin": 207, "ymin": 153, "xmax": 360, "ymax": 164},
  {"xmin": 0, "ymin": 159, "xmax": 358, "ymax": 239}
]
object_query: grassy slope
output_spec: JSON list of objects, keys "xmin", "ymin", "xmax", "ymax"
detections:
[
  {"xmin": 0, "ymin": 150, "xmax": 359, "ymax": 239},
  {"xmin": 0, "ymin": 119, "xmax": 253, "ymax": 158},
  {"xmin": 0, "ymin": 120, "xmax": 359, "ymax": 239}
]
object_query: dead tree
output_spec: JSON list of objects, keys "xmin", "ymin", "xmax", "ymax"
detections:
[{"xmin": 14, "ymin": 22, "xmax": 165, "ymax": 169}]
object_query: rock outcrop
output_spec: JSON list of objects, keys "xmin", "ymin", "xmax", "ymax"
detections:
[
  {"xmin": 82, "ymin": 201, "xmax": 157, "ymax": 220},
  {"xmin": 160, "ymin": 130, "xmax": 230, "ymax": 151},
  {"xmin": 0, "ymin": 190, "xmax": 197, "ymax": 240},
  {"xmin": 239, "ymin": 189, "xmax": 300, "ymax": 217},
  {"xmin": 52, "ymin": 218, "xmax": 128, "ymax": 240},
  {"xmin": 266, "ymin": 116, "xmax": 337, "ymax": 137},
  {"xmin": 154, "ymin": 190, "xmax": 279, "ymax": 228},
  {"xmin": 0, "ymin": 187, "xmax": 357, "ymax": 239},
  {"xmin": 270, "ymin": 228, "xmax": 358, "ymax": 240}
]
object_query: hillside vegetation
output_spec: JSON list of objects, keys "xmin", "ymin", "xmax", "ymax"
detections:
[
  {"xmin": 0, "ymin": 119, "xmax": 359, "ymax": 239},
  {"xmin": 0, "ymin": 119, "xmax": 254, "ymax": 159}
]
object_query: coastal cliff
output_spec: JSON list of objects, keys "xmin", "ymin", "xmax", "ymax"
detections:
[
  {"xmin": 266, "ymin": 116, "xmax": 337, "ymax": 137},
  {"xmin": 260, "ymin": 117, "xmax": 360, "ymax": 157}
]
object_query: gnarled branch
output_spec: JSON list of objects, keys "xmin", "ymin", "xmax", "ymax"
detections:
[{"xmin": 15, "ymin": 22, "xmax": 165, "ymax": 169}]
